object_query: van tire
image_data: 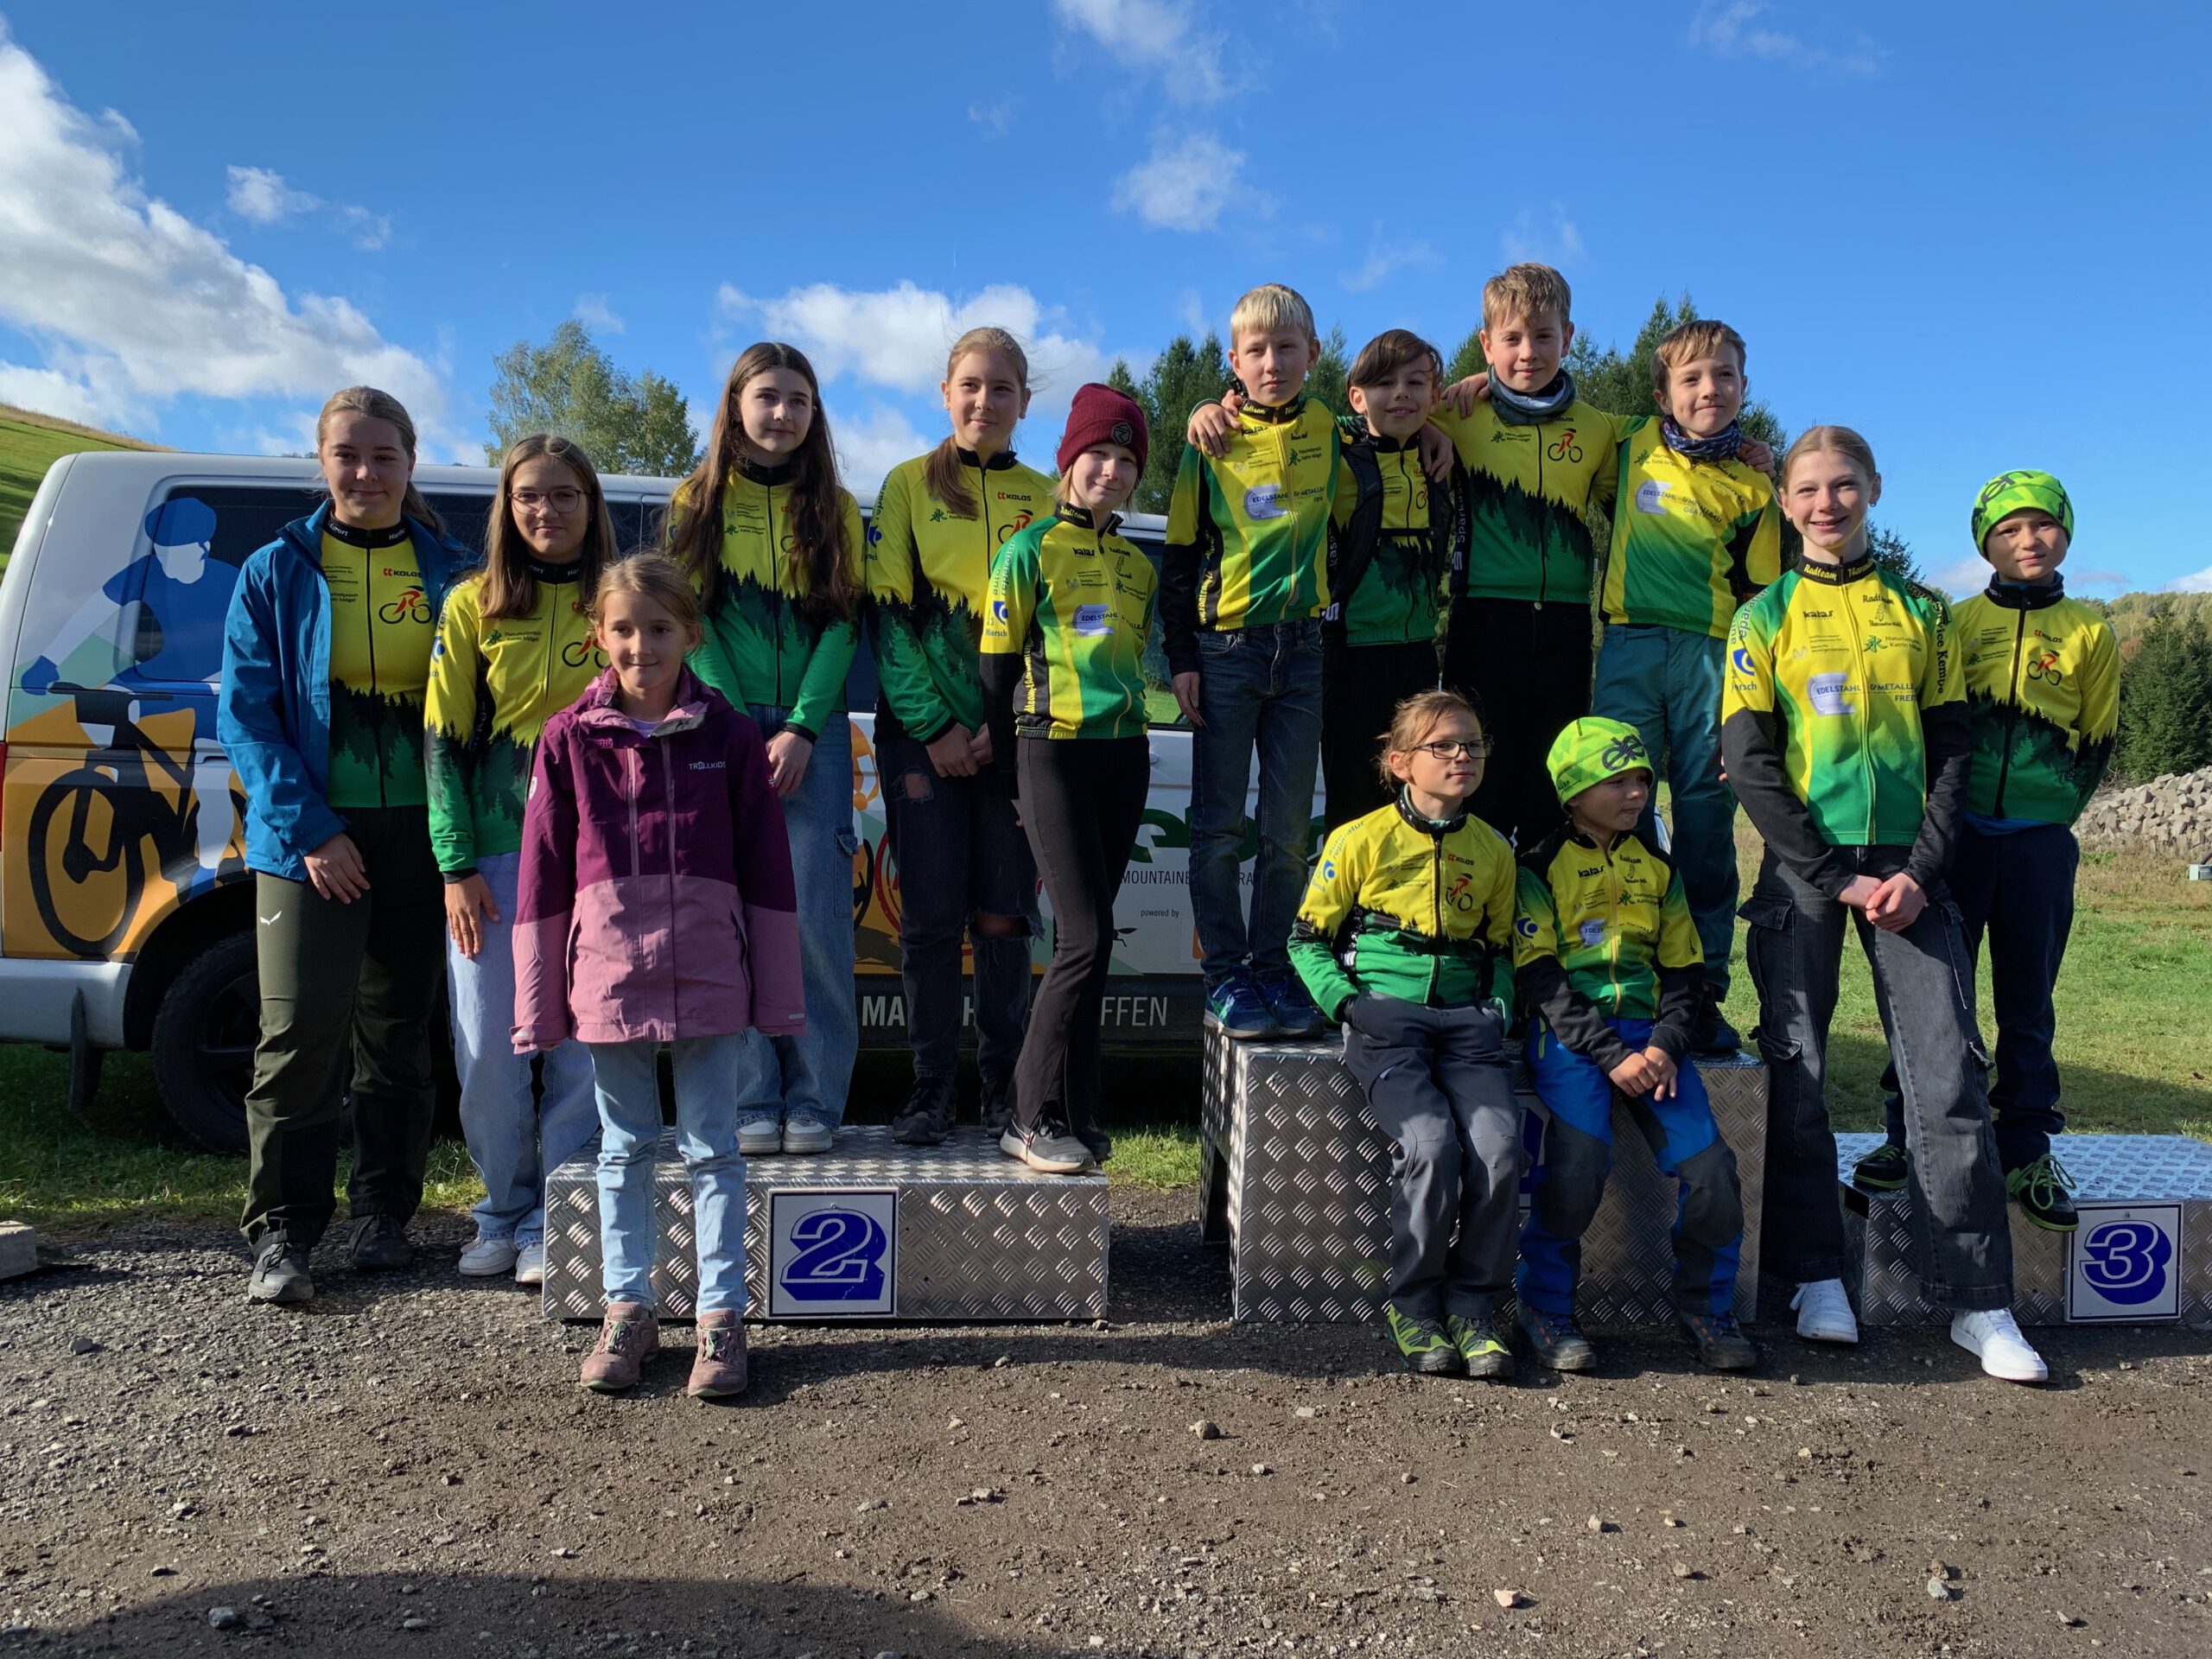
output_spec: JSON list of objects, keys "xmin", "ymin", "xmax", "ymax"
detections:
[{"xmin": 149, "ymin": 930, "xmax": 260, "ymax": 1154}]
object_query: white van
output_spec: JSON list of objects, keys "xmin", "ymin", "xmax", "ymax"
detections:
[{"xmin": 1, "ymin": 451, "xmax": 1313, "ymax": 1149}]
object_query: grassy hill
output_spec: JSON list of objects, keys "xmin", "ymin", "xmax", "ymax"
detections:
[{"xmin": 0, "ymin": 403, "xmax": 162, "ymax": 571}]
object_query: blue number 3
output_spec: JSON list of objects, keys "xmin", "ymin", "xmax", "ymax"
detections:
[
  {"xmin": 2080, "ymin": 1219, "xmax": 2173, "ymax": 1306},
  {"xmin": 780, "ymin": 1209, "xmax": 890, "ymax": 1302}
]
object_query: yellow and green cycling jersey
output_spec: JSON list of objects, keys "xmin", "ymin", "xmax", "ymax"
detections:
[
  {"xmin": 424, "ymin": 563, "xmax": 603, "ymax": 874},
  {"xmin": 1161, "ymin": 396, "xmax": 1352, "ymax": 671},
  {"xmin": 322, "ymin": 522, "xmax": 434, "ymax": 810},
  {"xmin": 979, "ymin": 508, "xmax": 1158, "ymax": 741},
  {"xmin": 866, "ymin": 448, "xmax": 1058, "ymax": 744},
  {"xmin": 1329, "ymin": 433, "xmax": 1451, "ymax": 648},
  {"xmin": 1288, "ymin": 793, "xmax": 1516, "ymax": 1020},
  {"xmin": 1433, "ymin": 398, "xmax": 1622, "ymax": 607},
  {"xmin": 1602, "ymin": 417, "xmax": 1781, "ymax": 639},
  {"xmin": 677, "ymin": 462, "xmax": 866, "ymax": 741},
  {"xmin": 1954, "ymin": 580, "xmax": 2119, "ymax": 825},
  {"xmin": 1513, "ymin": 826, "xmax": 1701, "ymax": 1020},
  {"xmin": 1721, "ymin": 555, "xmax": 1961, "ymax": 849}
]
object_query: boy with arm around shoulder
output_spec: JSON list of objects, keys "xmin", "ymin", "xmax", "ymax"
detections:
[
  {"xmin": 1854, "ymin": 472, "xmax": 2118, "ymax": 1230},
  {"xmin": 1511, "ymin": 719, "xmax": 1754, "ymax": 1375}
]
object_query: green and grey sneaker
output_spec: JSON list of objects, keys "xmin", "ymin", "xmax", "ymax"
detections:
[
  {"xmin": 1517, "ymin": 1306, "xmax": 1597, "ymax": 1372},
  {"xmin": 1445, "ymin": 1313, "xmax": 1515, "ymax": 1379},
  {"xmin": 1681, "ymin": 1309, "xmax": 1758, "ymax": 1371},
  {"xmin": 1384, "ymin": 1303, "xmax": 1462, "ymax": 1375},
  {"xmin": 2005, "ymin": 1153, "xmax": 2079, "ymax": 1232},
  {"xmin": 1852, "ymin": 1141, "xmax": 1910, "ymax": 1192}
]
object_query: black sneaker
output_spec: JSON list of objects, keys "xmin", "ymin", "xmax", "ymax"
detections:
[
  {"xmin": 1072, "ymin": 1127, "xmax": 1113, "ymax": 1168},
  {"xmin": 341, "ymin": 1214, "xmax": 414, "ymax": 1272},
  {"xmin": 1681, "ymin": 1309, "xmax": 1758, "ymax": 1371},
  {"xmin": 2005, "ymin": 1152, "xmax": 2079, "ymax": 1232},
  {"xmin": 247, "ymin": 1236, "xmax": 313, "ymax": 1305},
  {"xmin": 891, "ymin": 1074, "xmax": 955, "ymax": 1146},
  {"xmin": 1517, "ymin": 1306, "xmax": 1597, "ymax": 1372},
  {"xmin": 978, "ymin": 1071, "xmax": 1016, "ymax": 1135},
  {"xmin": 1852, "ymin": 1141, "xmax": 1910, "ymax": 1192},
  {"xmin": 1693, "ymin": 985, "xmax": 1742, "ymax": 1057}
]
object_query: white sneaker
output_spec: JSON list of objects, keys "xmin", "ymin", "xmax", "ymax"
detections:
[
  {"xmin": 737, "ymin": 1116, "xmax": 783, "ymax": 1156},
  {"xmin": 781, "ymin": 1112, "xmax": 833, "ymax": 1154},
  {"xmin": 1951, "ymin": 1306, "xmax": 2047, "ymax": 1382},
  {"xmin": 459, "ymin": 1235, "xmax": 518, "ymax": 1277},
  {"xmin": 513, "ymin": 1242, "xmax": 547, "ymax": 1287},
  {"xmin": 1791, "ymin": 1279, "xmax": 1860, "ymax": 1344}
]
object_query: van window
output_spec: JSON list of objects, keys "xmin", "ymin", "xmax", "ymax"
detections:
[{"xmin": 115, "ymin": 484, "xmax": 312, "ymax": 691}]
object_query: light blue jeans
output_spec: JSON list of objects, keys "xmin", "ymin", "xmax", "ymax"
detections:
[
  {"xmin": 588, "ymin": 1033, "xmax": 750, "ymax": 1315},
  {"xmin": 448, "ymin": 851, "xmax": 600, "ymax": 1248},
  {"xmin": 734, "ymin": 707, "xmax": 860, "ymax": 1129}
]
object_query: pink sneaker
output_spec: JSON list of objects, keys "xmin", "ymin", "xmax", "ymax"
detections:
[
  {"xmin": 688, "ymin": 1310, "xmax": 749, "ymax": 1399},
  {"xmin": 578, "ymin": 1302, "xmax": 658, "ymax": 1392}
]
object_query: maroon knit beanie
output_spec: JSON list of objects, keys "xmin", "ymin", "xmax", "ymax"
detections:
[{"xmin": 1057, "ymin": 383, "xmax": 1149, "ymax": 477}]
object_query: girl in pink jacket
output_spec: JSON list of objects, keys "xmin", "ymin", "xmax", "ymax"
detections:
[{"xmin": 513, "ymin": 552, "xmax": 804, "ymax": 1398}]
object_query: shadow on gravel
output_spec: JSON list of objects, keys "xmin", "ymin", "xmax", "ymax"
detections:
[{"xmin": 22, "ymin": 1569, "xmax": 1085, "ymax": 1657}]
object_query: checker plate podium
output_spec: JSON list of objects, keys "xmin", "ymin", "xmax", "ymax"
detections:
[
  {"xmin": 543, "ymin": 1125, "xmax": 1107, "ymax": 1322},
  {"xmin": 1837, "ymin": 1132, "xmax": 2212, "ymax": 1326},
  {"xmin": 1200, "ymin": 1027, "xmax": 1768, "ymax": 1325}
]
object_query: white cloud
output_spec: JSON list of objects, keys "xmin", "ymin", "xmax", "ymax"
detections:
[
  {"xmin": 338, "ymin": 204, "xmax": 392, "ymax": 251},
  {"xmin": 717, "ymin": 279, "xmax": 1116, "ymax": 398},
  {"xmin": 1934, "ymin": 555, "xmax": 1989, "ymax": 598},
  {"xmin": 0, "ymin": 25, "xmax": 456, "ymax": 451},
  {"xmin": 573, "ymin": 293, "xmax": 626, "ymax": 334},
  {"xmin": 2167, "ymin": 565, "xmax": 2212, "ymax": 594},
  {"xmin": 1688, "ymin": 2, "xmax": 1884, "ymax": 76},
  {"xmin": 1339, "ymin": 228, "xmax": 1442, "ymax": 293},
  {"xmin": 226, "ymin": 163, "xmax": 390, "ymax": 249},
  {"xmin": 1173, "ymin": 286, "xmax": 1209, "ymax": 336},
  {"xmin": 1052, "ymin": 0, "xmax": 1227, "ymax": 104},
  {"xmin": 1500, "ymin": 204, "xmax": 1586, "ymax": 266},
  {"xmin": 830, "ymin": 403, "xmax": 937, "ymax": 493},
  {"xmin": 967, "ymin": 99, "xmax": 1014, "ymax": 138},
  {"xmin": 1112, "ymin": 132, "xmax": 1249, "ymax": 233}
]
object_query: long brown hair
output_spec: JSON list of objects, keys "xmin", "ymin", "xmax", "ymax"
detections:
[
  {"xmin": 480, "ymin": 434, "xmax": 616, "ymax": 622},
  {"xmin": 666, "ymin": 341, "xmax": 857, "ymax": 626},
  {"xmin": 923, "ymin": 327, "xmax": 1031, "ymax": 519},
  {"xmin": 315, "ymin": 385, "xmax": 444, "ymax": 536}
]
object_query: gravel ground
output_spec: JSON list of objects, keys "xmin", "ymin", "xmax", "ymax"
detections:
[{"xmin": 2, "ymin": 1188, "xmax": 2208, "ymax": 1658}]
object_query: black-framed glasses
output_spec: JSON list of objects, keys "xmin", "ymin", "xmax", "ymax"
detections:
[
  {"xmin": 511, "ymin": 487, "xmax": 584, "ymax": 512},
  {"xmin": 1412, "ymin": 738, "xmax": 1493, "ymax": 760}
]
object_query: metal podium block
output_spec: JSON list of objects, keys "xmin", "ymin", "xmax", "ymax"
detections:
[
  {"xmin": 1201, "ymin": 1027, "xmax": 1768, "ymax": 1325},
  {"xmin": 543, "ymin": 1125, "xmax": 1107, "ymax": 1323},
  {"xmin": 1837, "ymin": 1132, "xmax": 2212, "ymax": 1326}
]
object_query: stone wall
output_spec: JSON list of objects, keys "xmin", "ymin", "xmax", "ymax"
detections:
[{"xmin": 2074, "ymin": 765, "xmax": 2212, "ymax": 861}]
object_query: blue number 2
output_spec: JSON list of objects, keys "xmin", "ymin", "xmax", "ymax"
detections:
[
  {"xmin": 780, "ymin": 1208, "xmax": 889, "ymax": 1303},
  {"xmin": 2080, "ymin": 1219, "xmax": 2173, "ymax": 1306}
]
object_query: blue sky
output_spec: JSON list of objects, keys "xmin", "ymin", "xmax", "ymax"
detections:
[{"xmin": 2, "ymin": 1, "xmax": 2208, "ymax": 594}]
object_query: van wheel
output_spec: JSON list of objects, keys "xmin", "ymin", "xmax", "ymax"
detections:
[{"xmin": 150, "ymin": 931, "xmax": 260, "ymax": 1154}]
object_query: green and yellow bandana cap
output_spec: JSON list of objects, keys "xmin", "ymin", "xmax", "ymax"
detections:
[
  {"xmin": 1970, "ymin": 469, "xmax": 2073, "ymax": 553},
  {"xmin": 1547, "ymin": 716, "xmax": 1653, "ymax": 805}
]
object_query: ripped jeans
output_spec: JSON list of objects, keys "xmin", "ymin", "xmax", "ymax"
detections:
[
  {"xmin": 878, "ymin": 732, "xmax": 1037, "ymax": 1082},
  {"xmin": 1741, "ymin": 847, "xmax": 2013, "ymax": 1312}
]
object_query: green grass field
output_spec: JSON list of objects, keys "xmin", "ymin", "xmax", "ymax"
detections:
[{"xmin": 0, "ymin": 404, "xmax": 157, "ymax": 571}]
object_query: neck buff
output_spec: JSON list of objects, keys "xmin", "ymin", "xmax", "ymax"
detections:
[
  {"xmin": 1660, "ymin": 413, "xmax": 1744, "ymax": 461},
  {"xmin": 1487, "ymin": 370, "xmax": 1576, "ymax": 426}
]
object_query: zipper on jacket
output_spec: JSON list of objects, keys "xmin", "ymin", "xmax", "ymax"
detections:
[
  {"xmin": 1427, "ymin": 832, "xmax": 1445, "ymax": 1006},
  {"xmin": 1602, "ymin": 841, "xmax": 1624, "ymax": 1013},
  {"xmin": 363, "ymin": 550, "xmax": 389, "ymax": 807},
  {"xmin": 1533, "ymin": 426, "xmax": 1548, "ymax": 610},
  {"xmin": 765, "ymin": 480, "xmax": 791, "ymax": 707},
  {"xmin": 659, "ymin": 729, "xmax": 680, "ymax": 1014},
  {"xmin": 1841, "ymin": 579, "xmax": 1878, "ymax": 842},
  {"xmin": 1992, "ymin": 607, "xmax": 2027, "ymax": 818},
  {"xmin": 627, "ymin": 744, "xmax": 642, "ymax": 879}
]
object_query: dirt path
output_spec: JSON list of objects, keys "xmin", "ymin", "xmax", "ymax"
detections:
[{"xmin": 2, "ymin": 1189, "xmax": 2206, "ymax": 1658}]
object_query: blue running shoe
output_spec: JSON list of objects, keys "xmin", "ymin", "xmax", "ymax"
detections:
[
  {"xmin": 1254, "ymin": 972, "xmax": 1323, "ymax": 1039},
  {"xmin": 1204, "ymin": 974, "xmax": 1276, "ymax": 1040}
]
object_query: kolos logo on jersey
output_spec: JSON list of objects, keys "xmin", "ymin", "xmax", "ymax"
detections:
[
  {"xmin": 770, "ymin": 1189, "xmax": 898, "ymax": 1317},
  {"xmin": 2066, "ymin": 1204, "xmax": 2181, "ymax": 1322}
]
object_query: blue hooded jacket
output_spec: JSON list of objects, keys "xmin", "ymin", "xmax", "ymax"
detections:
[{"xmin": 218, "ymin": 500, "xmax": 471, "ymax": 881}]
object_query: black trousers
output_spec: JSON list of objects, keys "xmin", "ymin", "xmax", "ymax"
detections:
[
  {"xmin": 1011, "ymin": 736, "xmax": 1151, "ymax": 1132},
  {"xmin": 1440, "ymin": 596, "xmax": 1592, "ymax": 849},
  {"xmin": 1321, "ymin": 637, "xmax": 1440, "ymax": 833}
]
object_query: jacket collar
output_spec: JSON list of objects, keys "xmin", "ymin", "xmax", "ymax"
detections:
[
  {"xmin": 321, "ymin": 514, "xmax": 410, "ymax": 550},
  {"xmin": 1364, "ymin": 430, "xmax": 1417, "ymax": 454},
  {"xmin": 1982, "ymin": 572, "xmax": 2067, "ymax": 610},
  {"xmin": 1393, "ymin": 786, "xmax": 1468, "ymax": 836},
  {"xmin": 1238, "ymin": 395, "xmax": 1306, "ymax": 427},
  {"xmin": 281, "ymin": 499, "xmax": 452, "ymax": 569},
  {"xmin": 1057, "ymin": 503, "xmax": 1123, "ymax": 537},
  {"xmin": 1794, "ymin": 549, "xmax": 1876, "ymax": 587},
  {"xmin": 957, "ymin": 446, "xmax": 1022, "ymax": 472},
  {"xmin": 576, "ymin": 664, "xmax": 714, "ymax": 735},
  {"xmin": 737, "ymin": 455, "xmax": 797, "ymax": 487}
]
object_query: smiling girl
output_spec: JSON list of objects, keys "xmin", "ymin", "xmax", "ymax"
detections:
[{"xmin": 669, "ymin": 342, "xmax": 865, "ymax": 1156}]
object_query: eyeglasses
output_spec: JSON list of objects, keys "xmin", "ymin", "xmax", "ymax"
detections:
[
  {"xmin": 1411, "ymin": 738, "xmax": 1493, "ymax": 760},
  {"xmin": 511, "ymin": 487, "xmax": 584, "ymax": 513}
]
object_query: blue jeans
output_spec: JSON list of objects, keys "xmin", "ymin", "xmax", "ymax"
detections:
[
  {"xmin": 1188, "ymin": 620, "xmax": 1324, "ymax": 988},
  {"xmin": 1592, "ymin": 624, "xmax": 1736, "ymax": 993},
  {"xmin": 588, "ymin": 1033, "xmax": 750, "ymax": 1315},
  {"xmin": 734, "ymin": 708, "xmax": 860, "ymax": 1129},
  {"xmin": 1516, "ymin": 1016, "xmax": 1744, "ymax": 1319},
  {"xmin": 447, "ymin": 851, "xmax": 599, "ymax": 1249}
]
